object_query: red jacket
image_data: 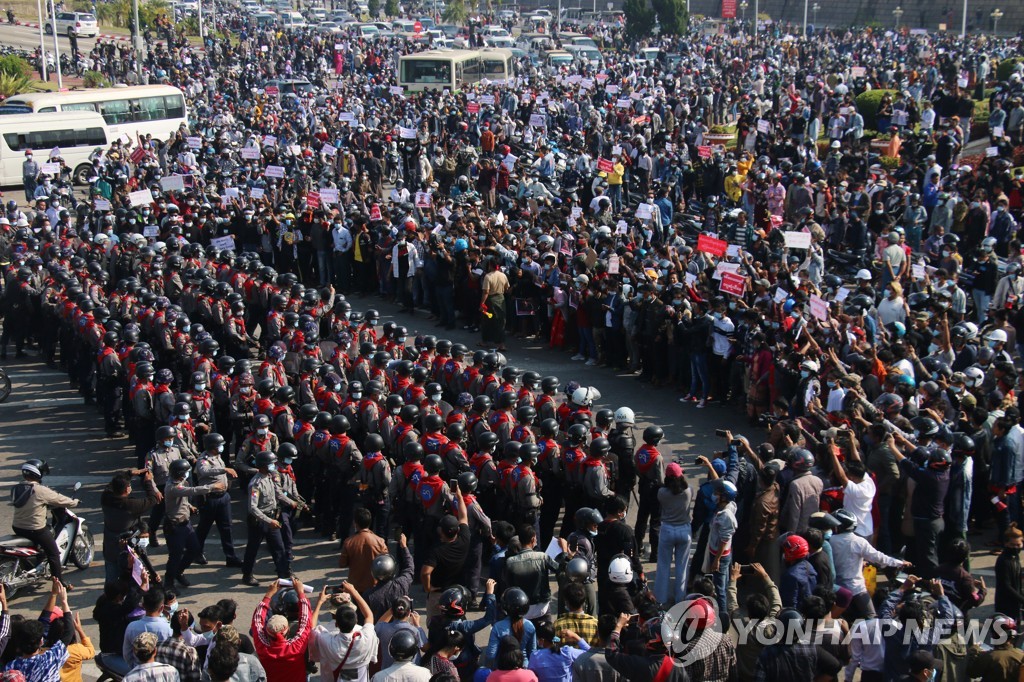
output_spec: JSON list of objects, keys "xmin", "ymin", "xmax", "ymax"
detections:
[{"xmin": 252, "ymin": 593, "xmax": 312, "ymax": 681}]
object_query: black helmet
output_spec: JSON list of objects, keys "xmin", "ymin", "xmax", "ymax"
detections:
[
  {"xmin": 541, "ymin": 376, "xmax": 560, "ymax": 393},
  {"xmin": 567, "ymin": 423, "xmax": 589, "ymax": 445},
  {"xmin": 566, "ymin": 556, "xmax": 590, "ymax": 581},
  {"xmin": 446, "ymin": 422, "xmax": 465, "ymax": 443},
  {"xmin": 787, "ymin": 447, "xmax": 815, "ymax": 472},
  {"xmin": 400, "ymin": 404, "xmax": 421, "ymax": 424},
  {"xmin": 169, "ymin": 458, "xmax": 191, "ymax": 479},
  {"xmin": 364, "ymin": 433, "xmax": 386, "ymax": 453},
  {"xmin": 457, "ymin": 470, "xmax": 478, "ymax": 493},
  {"xmin": 156, "ymin": 425, "xmax": 176, "ymax": 441},
  {"xmin": 424, "ymin": 413, "xmax": 445, "ymax": 432},
  {"xmin": 330, "ymin": 415, "xmax": 351, "ymax": 435},
  {"xmin": 503, "ymin": 441, "xmax": 522, "ymax": 461},
  {"xmin": 472, "ymin": 395, "xmax": 492, "ymax": 413},
  {"xmin": 200, "ymin": 338, "xmax": 220, "ymax": 356},
  {"xmin": 103, "ymin": 331, "xmax": 119, "ymax": 347},
  {"xmin": 386, "ymin": 394, "xmax": 405, "ymax": 414},
  {"xmin": 590, "ymin": 437, "xmax": 611, "ymax": 458},
  {"xmin": 204, "ymin": 433, "xmax": 225, "ymax": 450},
  {"xmin": 278, "ymin": 443, "xmax": 298, "ymax": 462},
  {"xmin": 517, "ymin": 406, "xmax": 537, "ymax": 424},
  {"xmin": 21, "ymin": 459, "xmax": 50, "ymax": 481},
  {"xmin": 643, "ymin": 426, "xmax": 665, "ymax": 445},
  {"xmin": 476, "ymin": 431, "xmax": 499, "ymax": 451},
  {"xmin": 502, "ymin": 366, "xmax": 523, "ymax": 383},
  {"xmin": 299, "ymin": 403, "xmax": 319, "ymax": 422},
  {"xmin": 497, "ymin": 391, "xmax": 517, "ymax": 410},
  {"xmin": 403, "ymin": 441, "xmax": 424, "ymax": 462},
  {"xmin": 439, "ymin": 585, "xmax": 468, "ymax": 617},
  {"xmin": 595, "ymin": 409, "xmax": 615, "ymax": 428},
  {"xmin": 257, "ymin": 378, "xmax": 276, "ymax": 397},
  {"xmin": 575, "ymin": 506, "xmax": 602, "ymax": 529},
  {"xmin": 370, "ymin": 554, "xmax": 398, "ymax": 582},
  {"xmin": 254, "ymin": 450, "xmax": 278, "ymax": 469},
  {"xmin": 275, "ymin": 385, "xmax": 295, "ymax": 403},
  {"xmin": 424, "ymin": 454, "xmax": 444, "ymax": 475},
  {"xmin": 388, "ymin": 628, "xmax": 419, "ymax": 662},
  {"xmin": 502, "ymin": 587, "xmax": 530, "ymax": 619},
  {"xmin": 540, "ymin": 418, "xmax": 559, "ymax": 438}
]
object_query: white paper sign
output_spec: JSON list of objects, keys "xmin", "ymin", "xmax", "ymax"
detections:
[
  {"xmin": 390, "ymin": 86, "xmax": 404, "ymax": 96},
  {"xmin": 636, "ymin": 203, "xmax": 653, "ymax": 220},
  {"xmin": 93, "ymin": 198, "xmax": 111, "ymax": 211},
  {"xmin": 240, "ymin": 146, "xmax": 261, "ymax": 160},
  {"xmin": 835, "ymin": 287, "xmax": 851, "ymax": 302},
  {"xmin": 726, "ymin": 244, "xmax": 741, "ymax": 258},
  {"xmin": 210, "ymin": 236, "xmax": 236, "ymax": 251},
  {"xmin": 480, "ymin": 94, "xmax": 495, "ymax": 105},
  {"xmin": 265, "ymin": 166, "xmax": 285, "ymax": 179},
  {"xmin": 616, "ymin": 98, "xmax": 631, "ymax": 108},
  {"xmin": 615, "ymin": 220, "xmax": 628, "ymax": 235},
  {"xmin": 757, "ymin": 119, "xmax": 770, "ymax": 133},
  {"xmin": 319, "ymin": 188, "xmax": 339, "ymax": 204},
  {"xmin": 606, "ymin": 83, "xmax": 620, "ymax": 94},
  {"xmin": 400, "ymin": 127, "xmax": 417, "ymax": 139},
  {"xmin": 225, "ymin": 187, "xmax": 240, "ymax": 199},
  {"xmin": 40, "ymin": 162, "xmax": 61, "ymax": 175},
  {"xmin": 262, "ymin": 135, "xmax": 277, "ymax": 147},
  {"xmin": 340, "ymin": 112, "xmax": 355, "ymax": 122},
  {"xmin": 685, "ymin": 272, "xmax": 698, "ymax": 286},
  {"xmin": 810, "ymin": 294, "xmax": 829, "ymax": 321},
  {"xmin": 912, "ymin": 263, "xmax": 926, "ymax": 280},
  {"xmin": 783, "ymin": 231, "xmax": 812, "ymax": 249},
  {"xmin": 160, "ymin": 174, "xmax": 186, "ymax": 191},
  {"xmin": 529, "ymin": 114, "xmax": 546, "ymax": 127},
  {"xmin": 571, "ymin": 206, "xmax": 583, "ymax": 218},
  {"xmin": 774, "ymin": 288, "xmax": 789, "ymax": 304},
  {"xmin": 143, "ymin": 225, "xmax": 159, "ymax": 237},
  {"xmin": 251, "ymin": 187, "xmax": 265, "ymax": 200},
  {"xmin": 186, "ymin": 136, "xmax": 202, "ymax": 149},
  {"xmin": 322, "ymin": 145, "xmax": 337, "ymax": 157},
  {"xmin": 986, "ymin": 146, "xmax": 1000, "ymax": 157},
  {"xmin": 612, "ymin": 145, "xmax": 622, "ymax": 156},
  {"xmin": 993, "ymin": 126, "xmax": 1005, "ymax": 138},
  {"xmin": 608, "ymin": 254, "xmax": 619, "ymax": 274},
  {"xmin": 714, "ymin": 262, "xmax": 741, "ymax": 279},
  {"xmin": 128, "ymin": 189, "xmax": 153, "ymax": 207},
  {"xmin": 957, "ymin": 77, "xmax": 968, "ymax": 88}
]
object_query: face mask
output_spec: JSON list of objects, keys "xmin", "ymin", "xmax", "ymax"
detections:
[
  {"xmin": 823, "ymin": 530, "xmax": 832, "ymax": 540},
  {"xmin": 216, "ymin": 445, "xmax": 224, "ymax": 454},
  {"xmin": 391, "ymin": 408, "xmax": 401, "ymax": 415},
  {"xmin": 201, "ymin": 629, "xmax": 216, "ymax": 642},
  {"xmin": 168, "ymin": 601, "xmax": 179, "ymax": 615},
  {"xmin": 827, "ymin": 381, "xmax": 836, "ymax": 388},
  {"xmin": 801, "ymin": 370, "xmax": 810, "ymax": 378},
  {"xmin": 241, "ymin": 386, "xmax": 252, "ymax": 394},
  {"xmin": 998, "ymin": 206, "xmax": 1006, "ymax": 212},
  {"xmin": 267, "ymin": 463, "xmax": 277, "ymax": 472},
  {"xmin": 137, "ymin": 537, "xmax": 150, "ymax": 549},
  {"xmin": 283, "ymin": 458, "xmax": 293, "ymax": 465},
  {"xmin": 182, "ymin": 325, "xmax": 191, "ymax": 333},
  {"xmin": 352, "ymin": 393, "xmax": 362, "ymax": 400},
  {"xmin": 431, "ymin": 393, "xmax": 442, "ymax": 403},
  {"xmin": 990, "ymin": 340, "xmax": 1001, "ymax": 349},
  {"xmin": 588, "ymin": 529, "xmax": 598, "ymax": 537},
  {"xmin": 951, "ymin": 385, "xmax": 963, "ymax": 394},
  {"xmin": 942, "ymin": 250, "xmax": 950, "ymax": 257},
  {"xmin": 194, "ymin": 384, "xmax": 205, "ymax": 391},
  {"xmin": 163, "ymin": 440, "xmax": 174, "ymax": 448},
  {"xmin": 257, "ymin": 428, "xmax": 268, "ymax": 436},
  {"xmin": 713, "ymin": 311, "xmax": 722, "ymax": 319},
  {"xmin": 672, "ymin": 299, "xmax": 683, "ymax": 306}
]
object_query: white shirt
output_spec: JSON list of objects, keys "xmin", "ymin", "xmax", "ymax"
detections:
[
  {"xmin": 332, "ymin": 225, "xmax": 353, "ymax": 253},
  {"xmin": 371, "ymin": 661, "xmax": 432, "ymax": 682},
  {"xmin": 711, "ymin": 316, "xmax": 735, "ymax": 357},
  {"xmin": 828, "ymin": 532, "xmax": 902, "ymax": 595},
  {"xmin": 844, "ymin": 476, "xmax": 876, "ymax": 537},
  {"xmin": 825, "ymin": 386, "xmax": 846, "ymax": 413},
  {"xmin": 310, "ymin": 624, "xmax": 379, "ymax": 682}
]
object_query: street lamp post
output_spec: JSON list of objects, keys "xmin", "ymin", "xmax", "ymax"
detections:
[
  {"xmin": 893, "ymin": 5, "xmax": 903, "ymax": 27},
  {"xmin": 35, "ymin": 0, "xmax": 47, "ymax": 81},
  {"xmin": 802, "ymin": 0, "xmax": 808, "ymax": 35},
  {"xmin": 991, "ymin": 8, "xmax": 1003, "ymax": 33},
  {"xmin": 812, "ymin": 2, "xmax": 819, "ymax": 25},
  {"xmin": 740, "ymin": 0, "xmax": 748, "ymax": 22},
  {"xmin": 47, "ymin": 0, "xmax": 61, "ymax": 88}
]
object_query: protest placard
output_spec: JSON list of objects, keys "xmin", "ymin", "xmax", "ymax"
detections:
[
  {"xmin": 211, "ymin": 236, "xmax": 236, "ymax": 251},
  {"xmin": 783, "ymin": 231, "xmax": 812, "ymax": 249},
  {"xmin": 720, "ymin": 272, "xmax": 746, "ymax": 296},
  {"xmin": 697, "ymin": 234, "xmax": 728, "ymax": 257},
  {"xmin": 128, "ymin": 189, "xmax": 153, "ymax": 207},
  {"xmin": 265, "ymin": 166, "xmax": 285, "ymax": 179}
]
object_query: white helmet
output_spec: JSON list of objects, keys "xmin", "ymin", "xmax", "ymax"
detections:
[
  {"xmin": 621, "ymin": 284, "xmax": 634, "ymax": 298},
  {"xmin": 608, "ymin": 554, "xmax": 633, "ymax": 584},
  {"xmin": 614, "ymin": 407, "xmax": 635, "ymax": 425},
  {"xmin": 800, "ymin": 359, "xmax": 820, "ymax": 373},
  {"xmin": 574, "ymin": 274, "xmax": 590, "ymax": 287},
  {"xmin": 572, "ymin": 386, "xmax": 601, "ymax": 407},
  {"xmin": 855, "ymin": 269, "xmax": 872, "ymax": 281},
  {"xmin": 985, "ymin": 329, "xmax": 1008, "ymax": 344},
  {"xmin": 93, "ymin": 233, "xmax": 108, "ymax": 244},
  {"xmin": 965, "ymin": 366, "xmax": 985, "ymax": 387},
  {"xmin": 960, "ymin": 322, "xmax": 979, "ymax": 340}
]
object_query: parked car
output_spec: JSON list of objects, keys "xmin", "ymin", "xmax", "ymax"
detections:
[{"xmin": 45, "ymin": 11, "xmax": 97, "ymax": 37}]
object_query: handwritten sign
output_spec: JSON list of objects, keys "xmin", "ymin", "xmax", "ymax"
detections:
[
  {"xmin": 240, "ymin": 146, "xmax": 261, "ymax": 160},
  {"xmin": 306, "ymin": 191, "xmax": 320, "ymax": 208},
  {"xmin": 697, "ymin": 234, "xmax": 728, "ymax": 257},
  {"xmin": 810, "ymin": 294, "xmax": 829, "ymax": 321},
  {"xmin": 265, "ymin": 165, "xmax": 285, "ymax": 179},
  {"xmin": 529, "ymin": 113, "xmax": 546, "ymax": 127},
  {"xmin": 263, "ymin": 135, "xmax": 278, "ymax": 146},
  {"xmin": 783, "ymin": 231, "xmax": 812, "ymax": 249},
  {"xmin": 390, "ymin": 86, "xmax": 404, "ymax": 96},
  {"xmin": 160, "ymin": 174, "xmax": 185, "ymax": 191},
  {"xmin": 698, "ymin": 145, "xmax": 712, "ymax": 159},
  {"xmin": 40, "ymin": 162, "xmax": 61, "ymax": 175},
  {"xmin": 128, "ymin": 189, "xmax": 154, "ymax": 207},
  {"xmin": 93, "ymin": 198, "xmax": 111, "ymax": 211},
  {"xmin": 369, "ymin": 204, "xmax": 382, "ymax": 221},
  {"xmin": 774, "ymin": 288, "xmax": 789, "ymax": 304},
  {"xmin": 400, "ymin": 127, "xmax": 417, "ymax": 139},
  {"xmin": 210, "ymin": 236, "xmax": 236, "ymax": 251},
  {"xmin": 319, "ymin": 188, "xmax": 339, "ymax": 204},
  {"xmin": 597, "ymin": 158, "xmax": 615, "ymax": 173},
  {"xmin": 251, "ymin": 187, "xmax": 265, "ymax": 200},
  {"xmin": 757, "ymin": 119, "xmax": 770, "ymax": 133},
  {"xmin": 615, "ymin": 98, "xmax": 631, "ymax": 108},
  {"xmin": 143, "ymin": 225, "xmax": 160, "ymax": 237}
]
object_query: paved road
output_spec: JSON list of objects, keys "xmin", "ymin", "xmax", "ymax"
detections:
[
  {"xmin": 0, "ymin": 298, "xmax": 1002, "ymax": 679},
  {"xmin": 0, "ymin": 22, "xmax": 119, "ymax": 58}
]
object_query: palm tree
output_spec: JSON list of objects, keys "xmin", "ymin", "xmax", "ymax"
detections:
[{"xmin": 443, "ymin": 0, "xmax": 469, "ymax": 25}]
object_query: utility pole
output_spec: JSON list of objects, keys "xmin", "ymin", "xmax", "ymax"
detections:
[
  {"xmin": 132, "ymin": 0, "xmax": 142, "ymax": 75},
  {"xmin": 47, "ymin": 0, "xmax": 62, "ymax": 88},
  {"xmin": 960, "ymin": 0, "xmax": 967, "ymax": 38},
  {"xmin": 36, "ymin": 0, "xmax": 47, "ymax": 81}
]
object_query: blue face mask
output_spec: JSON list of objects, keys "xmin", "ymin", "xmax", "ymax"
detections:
[
  {"xmin": 268, "ymin": 463, "xmax": 277, "ymax": 472},
  {"xmin": 283, "ymin": 458, "xmax": 293, "ymax": 465},
  {"xmin": 801, "ymin": 370, "xmax": 810, "ymax": 378}
]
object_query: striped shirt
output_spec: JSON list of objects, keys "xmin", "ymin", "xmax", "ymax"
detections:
[{"xmin": 5, "ymin": 640, "xmax": 68, "ymax": 682}]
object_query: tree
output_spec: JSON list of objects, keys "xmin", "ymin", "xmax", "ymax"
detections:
[
  {"xmin": 367, "ymin": 0, "xmax": 380, "ymax": 18},
  {"xmin": 652, "ymin": 0, "xmax": 687, "ymax": 35},
  {"xmin": 385, "ymin": 0, "xmax": 399, "ymax": 16},
  {"xmin": 442, "ymin": 0, "xmax": 469, "ymax": 25},
  {"xmin": 623, "ymin": 0, "xmax": 655, "ymax": 39}
]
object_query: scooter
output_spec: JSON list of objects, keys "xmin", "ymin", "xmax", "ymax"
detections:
[{"xmin": 0, "ymin": 482, "xmax": 93, "ymax": 597}]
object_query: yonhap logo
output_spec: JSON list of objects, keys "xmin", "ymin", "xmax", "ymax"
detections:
[{"xmin": 660, "ymin": 597, "xmax": 724, "ymax": 664}]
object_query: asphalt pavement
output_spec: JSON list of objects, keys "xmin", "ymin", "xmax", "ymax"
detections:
[{"xmin": 0, "ymin": 22, "xmax": 120, "ymax": 59}]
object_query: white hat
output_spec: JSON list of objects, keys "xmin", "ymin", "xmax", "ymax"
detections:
[
  {"xmin": 856, "ymin": 269, "xmax": 872, "ymax": 281},
  {"xmin": 800, "ymin": 359, "xmax": 820, "ymax": 372}
]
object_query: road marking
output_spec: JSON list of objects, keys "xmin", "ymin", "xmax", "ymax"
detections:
[
  {"xmin": 0, "ymin": 397, "xmax": 81, "ymax": 408},
  {"xmin": 0, "ymin": 431, "xmax": 102, "ymax": 443},
  {"xmin": 0, "ymin": 476, "xmax": 110, "ymax": 487},
  {"xmin": 5, "ymin": 370, "xmax": 69, "ymax": 379}
]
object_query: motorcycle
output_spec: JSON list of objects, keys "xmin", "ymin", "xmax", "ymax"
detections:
[
  {"xmin": 0, "ymin": 367, "xmax": 9, "ymax": 403},
  {"xmin": 0, "ymin": 482, "xmax": 93, "ymax": 597}
]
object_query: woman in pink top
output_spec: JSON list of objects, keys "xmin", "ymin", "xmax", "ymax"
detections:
[{"xmin": 486, "ymin": 636, "xmax": 539, "ymax": 682}]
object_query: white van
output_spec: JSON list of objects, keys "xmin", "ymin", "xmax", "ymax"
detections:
[
  {"xmin": 0, "ymin": 112, "xmax": 109, "ymax": 186},
  {"xmin": 279, "ymin": 11, "xmax": 307, "ymax": 28}
]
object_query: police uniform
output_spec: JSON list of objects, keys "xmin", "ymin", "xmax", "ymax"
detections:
[
  {"xmin": 163, "ymin": 477, "xmax": 218, "ymax": 584},
  {"xmin": 194, "ymin": 449, "xmax": 241, "ymax": 565},
  {"xmin": 242, "ymin": 472, "xmax": 293, "ymax": 580},
  {"xmin": 145, "ymin": 443, "xmax": 181, "ymax": 545}
]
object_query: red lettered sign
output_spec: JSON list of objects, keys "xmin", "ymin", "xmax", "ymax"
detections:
[
  {"xmin": 698, "ymin": 145, "xmax": 712, "ymax": 159},
  {"xmin": 697, "ymin": 234, "xmax": 728, "ymax": 257},
  {"xmin": 413, "ymin": 21, "xmax": 422, "ymax": 33},
  {"xmin": 721, "ymin": 0, "xmax": 737, "ymax": 18},
  {"xmin": 265, "ymin": 85, "xmax": 279, "ymax": 97},
  {"xmin": 719, "ymin": 271, "xmax": 746, "ymax": 296},
  {"xmin": 306, "ymin": 191, "xmax": 320, "ymax": 208},
  {"xmin": 369, "ymin": 204, "xmax": 382, "ymax": 221},
  {"xmin": 467, "ymin": 101, "xmax": 480, "ymax": 114},
  {"xmin": 597, "ymin": 158, "xmax": 615, "ymax": 173}
]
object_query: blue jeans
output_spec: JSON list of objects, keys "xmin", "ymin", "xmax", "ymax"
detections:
[
  {"xmin": 578, "ymin": 326, "xmax": 596, "ymax": 360},
  {"xmin": 436, "ymin": 284, "xmax": 456, "ymax": 327},
  {"xmin": 712, "ymin": 553, "xmax": 731, "ymax": 628},
  {"xmin": 316, "ymin": 250, "xmax": 331, "ymax": 286},
  {"xmin": 655, "ymin": 522, "xmax": 692, "ymax": 605},
  {"xmin": 972, "ymin": 289, "xmax": 992, "ymax": 323},
  {"xmin": 689, "ymin": 352, "xmax": 710, "ymax": 399}
]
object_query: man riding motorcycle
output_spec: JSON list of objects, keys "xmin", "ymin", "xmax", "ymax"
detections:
[{"xmin": 10, "ymin": 459, "xmax": 79, "ymax": 585}]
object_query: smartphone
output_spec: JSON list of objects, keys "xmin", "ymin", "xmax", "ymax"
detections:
[
  {"xmin": 740, "ymin": 565, "xmax": 755, "ymax": 576},
  {"xmin": 450, "ymin": 478, "xmax": 458, "ymax": 491},
  {"xmin": 715, "ymin": 429, "xmax": 727, "ymax": 437}
]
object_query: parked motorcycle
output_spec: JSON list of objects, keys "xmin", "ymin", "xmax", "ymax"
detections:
[
  {"xmin": 0, "ymin": 482, "xmax": 93, "ymax": 597},
  {"xmin": 0, "ymin": 367, "xmax": 9, "ymax": 403}
]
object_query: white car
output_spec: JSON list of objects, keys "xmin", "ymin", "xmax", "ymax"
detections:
[
  {"xmin": 531, "ymin": 8, "xmax": 553, "ymax": 18},
  {"xmin": 46, "ymin": 11, "xmax": 97, "ymax": 37},
  {"xmin": 316, "ymin": 20, "xmax": 342, "ymax": 32},
  {"xmin": 307, "ymin": 7, "xmax": 327, "ymax": 21}
]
